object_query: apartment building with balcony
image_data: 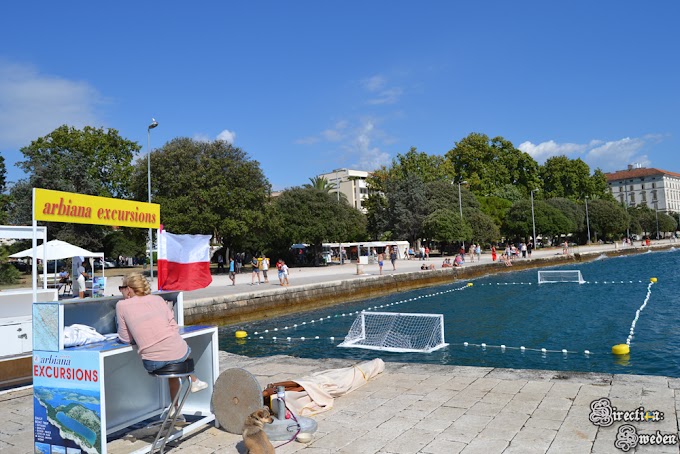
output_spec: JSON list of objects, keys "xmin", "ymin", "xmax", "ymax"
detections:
[{"xmin": 317, "ymin": 168, "xmax": 372, "ymax": 212}]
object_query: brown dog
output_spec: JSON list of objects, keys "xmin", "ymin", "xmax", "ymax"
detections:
[{"xmin": 242, "ymin": 407, "xmax": 275, "ymax": 454}]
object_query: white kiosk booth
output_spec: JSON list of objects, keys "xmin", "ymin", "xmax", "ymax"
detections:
[{"xmin": 30, "ymin": 189, "xmax": 218, "ymax": 454}]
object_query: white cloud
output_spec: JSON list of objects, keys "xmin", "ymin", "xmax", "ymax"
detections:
[
  {"xmin": 367, "ymin": 87, "xmax": 403, "ymax": 105},
  {"xmin": 295, "ymin": 117, "xmax": 392, "ymax": 171},
  {"xmin": 352, "ymin": 119, "xmax": 391, "ymax": 170},
  {"xmin": 193, "ymin": 134, "xmax": 211, "ymax": 142},
  {"xmin": 0, "ymin": 60, "xmax": 103, "ymax": 149},
  {"xmin": 194, "ymin": 129, "xmax": 236, "ymax": 144},
  {"xmin": 217, "ymin": 129, "xmax": 236, "ymax": 144},
  {"xmin": 361, "ymin": 75, "xmax": 386, "ymax": 92},
  {"xmin": 361, "ymin": 74, "xmax": 403, "ymax": 105},
  {"xmin": 518, "ymin": 140, "xmax": 588, "ymax": 161},
  {"xmin": 518, "ymin": 136, "xmax": 656, "ymax": 171}
]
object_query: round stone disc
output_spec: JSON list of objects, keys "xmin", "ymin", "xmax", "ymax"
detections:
[{"xmin": 211, "ymin": 368, "xmax": 263, "ymax": 434}]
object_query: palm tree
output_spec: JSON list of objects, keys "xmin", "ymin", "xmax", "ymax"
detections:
[
  {"xmin": 304, "ymin": 176, "xmax": 336, "ymax": 192},
  {"xmin": 304, "ymin": 176, "xmax": 348, "ymax": 203}
]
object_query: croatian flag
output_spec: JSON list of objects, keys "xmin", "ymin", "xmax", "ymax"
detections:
[{"xmin": 157, "ymin": 230, "xmax": 212, "ymax": 291}]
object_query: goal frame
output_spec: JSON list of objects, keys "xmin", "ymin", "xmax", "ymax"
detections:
[
  {"xmin": 538, "ymin": 270, "xmax": 585, "ymax": 284},
  {"xmin": 338, "ymin": 311, "xmax": 448, "ymax": 353}
]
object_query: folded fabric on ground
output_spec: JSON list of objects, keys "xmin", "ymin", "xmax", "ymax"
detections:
[
  {"xmin": 284, "ymin": 358, "xmax": 385, "ymax": 416},
  {"xmin": 63, "ymin": 324, "xmax": 106, "ymax": 347}
]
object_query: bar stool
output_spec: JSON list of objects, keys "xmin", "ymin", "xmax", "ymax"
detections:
[{"xmin": 149, "ymin": 358, "xmax": 194, "ymax": 453}]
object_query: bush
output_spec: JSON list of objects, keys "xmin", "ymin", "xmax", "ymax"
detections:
[{"xmin": 0, "ymin": 263, "xmax": 21, "ymax": 285}]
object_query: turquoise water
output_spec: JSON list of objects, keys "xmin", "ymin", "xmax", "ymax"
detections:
[{"xmin": 219, "ymin": 249, "xmax": 680, "ymax": 377}]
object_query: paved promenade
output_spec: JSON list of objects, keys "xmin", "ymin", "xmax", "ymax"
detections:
[{"xmin": 2, "ymin": 240, "xmax": 679, "ymax": 453}]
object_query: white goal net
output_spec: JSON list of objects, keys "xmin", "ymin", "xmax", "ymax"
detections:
[
  {"xmin": 538, "ymin": 270, "xmax": 585, "ymax": 284},
  {"xmin": 338, "ymin": 311, "xmax": 448, "ymax": 353}
]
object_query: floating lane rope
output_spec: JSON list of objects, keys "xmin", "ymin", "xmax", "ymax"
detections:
[
  {"xmin": 246, "ymin": 335, "xmax": 594, "ymax": 357},
  {"xmin": 475, "ymin": 280, "xmax": 643, "ymax": 286},
  {"xmin": 248, "ymin": 282, "xmax": 474, "ymax": 336},
  {"xmin": 612, "ymin": 277, "xmax": 657, "ymax": 355}
]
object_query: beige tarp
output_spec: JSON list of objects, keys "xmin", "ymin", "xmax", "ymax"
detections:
[{"xmin": 283, "ymin": 358, "xmax": 385, "ymax": 416}]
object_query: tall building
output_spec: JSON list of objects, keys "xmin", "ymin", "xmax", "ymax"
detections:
[
  {"xmin": 317, "ymin": 168, "xmax": 371, "ymax": 212},
  {"xmin": 605, "ymin": 165, "xmax": 680, "ymax": 213}
]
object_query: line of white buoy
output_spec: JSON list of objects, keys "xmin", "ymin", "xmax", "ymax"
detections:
[
  {"xmin": 476, "ymin": 280, "xmax": 643, "ymax": 286},
  {"xmin": 244, "ymin": 335, "xmax": 592, "ymax": 356},
  {"xmin": 626, "ymin": 280, "xmax": 656, "ymax": 346},
  {"xmin": 252, "ymin": 282, "xmax": 473, "ymax": 336},
  {"xmin": 459, "ymin": 342, "xmax": 591, "ymax": 355}
]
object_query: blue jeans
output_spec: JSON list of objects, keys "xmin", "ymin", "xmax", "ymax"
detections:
[{"xmin": 142, "ymin": 346, "xmax": 191, "ymax": 373}]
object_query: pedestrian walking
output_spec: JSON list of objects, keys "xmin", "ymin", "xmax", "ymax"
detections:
[
  {"xmin": 260, "ymin": 254, "xmax": 269, "ymax": 283},
  {"xmin": 251, "ymin": 255, "xmax": 261, "ymax": 285},
  {"xmin": 228, "ymin": 257, "xmax": 236, "ymax": 286},
  {"xmin": 282, "ymin": 261, "xmax": 289, "ymax": 286}
]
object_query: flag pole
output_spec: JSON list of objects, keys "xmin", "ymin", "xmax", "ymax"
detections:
[{"xmin": 158, "ymin": 225, "xmax": 163, "ymax": 291}]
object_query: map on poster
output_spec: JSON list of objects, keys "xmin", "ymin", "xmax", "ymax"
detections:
[{"xmin": 33, "ymin": 350, "xmax": 102, "ymax": 454}]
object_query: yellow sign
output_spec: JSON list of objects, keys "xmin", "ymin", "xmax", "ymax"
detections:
[{"xmin": 34, "ymin": 188, "xmax": 160, "ymax": 229}]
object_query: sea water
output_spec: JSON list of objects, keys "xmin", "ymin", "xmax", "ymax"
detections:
[{"xmin": 219, "ymin": 248, "xmax": 680, "ymax": 377}]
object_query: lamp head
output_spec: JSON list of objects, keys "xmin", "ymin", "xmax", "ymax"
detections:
[{"xmin": 148, "ymin": 118, "xmax": 158, "ymax": 130}]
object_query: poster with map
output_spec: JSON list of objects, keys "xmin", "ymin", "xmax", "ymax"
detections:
[{"xmin": 33, "ymin": 350, "xmax": 102, "ymax": 454}]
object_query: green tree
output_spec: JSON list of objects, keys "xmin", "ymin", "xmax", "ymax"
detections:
[
  {"xmin": 386, "ymin": 176, "xmax": 429, "ymax": 245},
  {"xmin": 504, "ymin": 199, "xmax": 573, "ymax": 244},
  {"xmin": 654, "ymin": 212, "xmax": 677, "ymax": 238},
  {"xmin": 363, "ymin": 193, "xmax": 389, "ymax": 240},
  {"xmin": 539, "ymin": 156, "xmax": 609, "ymax": 200},
  {"xmin": 588, "ymin": 199, "xmax": 629, "ymax": 241},
  {"xmin": 0, "ymin": 154, "xmax": 9, "ymax": 224},
  {"xmin": 131, "ymin": 138, "xmax": 270, "ymax": 255},
  {"xmin": 422, "ymin": 209, "xmax": 472, "ymax": 248},
  {"xmin": 10, "ymin": 125, "xmax": 139, "ymax": 250},
  {"xmin": 628, "ymin": 205, "xmax": 656, "ymax": 235},
  {"xmin": 463, "ymin": 208, "xmax": 500, "ymax": 245},
  {"xmin": 546, "ymin": 198, "xmax": 584, "ymax": 234},
  {"xmin": 424, "ymin": 180, "xmax": 479, "ymax": 214},
  {"xmin": 0, "ymin": 245, "xmax": 21, "ymax": 285},
  {"xmin": 478, "ymin": 196, "xmax": 513, "ymax": 227},
  {"xmin": 386, "ymin": 147, "xmax": 450, "ymax": 183},
  {"xmin": 271, "ymin": 186, "xmax": 366, "ymax": 264},
  {"xmin": 445, "ymin": 133, "xmax": 540, "ymax": 196}
]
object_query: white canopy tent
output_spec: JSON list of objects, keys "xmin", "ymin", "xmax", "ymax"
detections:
[{"xmin": 10, "ymin": 239, "xmax": 105, "ymax": 289}]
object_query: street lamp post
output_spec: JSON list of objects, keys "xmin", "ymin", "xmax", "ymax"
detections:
[
  {"xmin": 147, "ymin": 118, "xmax": 158, "ymax": 281},
  {"xmin": 585, "ymin": 196, "xmax": 591, "ymax": 244},
  {"xmin": 457, "ymin": 180, "xmax": 468, "ymax": 250},
  {"xmin": 531, "ymin": 189, "xmax": 539, "ymax": 249}
]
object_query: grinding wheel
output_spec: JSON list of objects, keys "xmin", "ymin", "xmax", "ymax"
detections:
[{"xmin": 211, "ymin": 368, "xmax": 264, "ymax": 434}]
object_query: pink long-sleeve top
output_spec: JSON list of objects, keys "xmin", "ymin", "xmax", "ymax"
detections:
[{"xmin": 116, "ymin": 294, "xmax": 188, "ymax": 361}]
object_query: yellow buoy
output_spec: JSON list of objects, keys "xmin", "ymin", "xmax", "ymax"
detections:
[
  {"xmin": 467, "ymin": 283, "xmax": 473, "ymax": 287},
  {"xmin": 235, "ymin": 330, "xmax": 248, "ymax": 339},
  {"xmin": 612, "ymin": 344, "xmax": 630, "ymax": 355},
  {"xmin": 650, "ymin": 277, "xmax": 657, "ymax": 283}
]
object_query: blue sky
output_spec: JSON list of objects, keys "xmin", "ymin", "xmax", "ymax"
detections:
[{"xmin": 1, "ymin": 2, "xmax": 678, "ymax": 191}]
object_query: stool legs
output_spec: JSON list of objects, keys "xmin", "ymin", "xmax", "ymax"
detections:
[{"xmin": 152, "ymin": 375, "xmax": 192, "ymax": 453}]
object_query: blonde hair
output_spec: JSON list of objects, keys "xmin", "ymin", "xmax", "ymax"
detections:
[{"xmin": 122, "ymin": 272, "xmax": 152, "ymax": 296}]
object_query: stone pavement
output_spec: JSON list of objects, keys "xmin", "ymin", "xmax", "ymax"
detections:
[{"xmin": 3, "ymin": 351, "xmax": 680, "ymax": 453}]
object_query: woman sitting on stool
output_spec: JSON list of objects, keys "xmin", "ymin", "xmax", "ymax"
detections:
[{"xmin": 116, "ymin": 272, "xmax": 208, "ymax": 417}]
